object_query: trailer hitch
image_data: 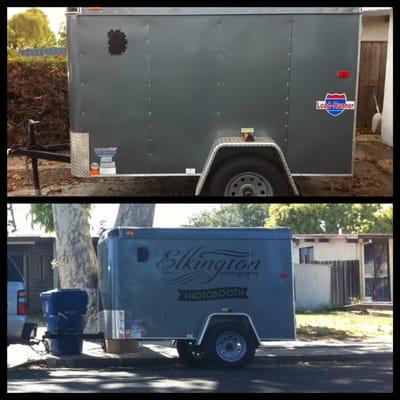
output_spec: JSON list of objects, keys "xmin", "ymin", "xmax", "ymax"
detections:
[
  {"xmin": 41, "ymin": 331, "xmax": 105, "ymax": 354},
  {"xmin": 7, "ymin": 120, "xmax": 71, "ymax": 195},
  {"xmin": 42, "ymin": 331, "xmax": 105, "ymax": 340}
]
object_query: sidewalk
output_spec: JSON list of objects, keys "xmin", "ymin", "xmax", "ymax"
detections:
[{"xmin": 8, "ymin": 335, "xmax": 392, "ymax": 370}]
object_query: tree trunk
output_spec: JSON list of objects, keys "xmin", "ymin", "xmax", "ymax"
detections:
[
  {"xmin": 114, "ymin": 204, "xmax": 155, "ymax": 227},
  {"xmin": 52, "ymin": 204, "xmax": 98, "ymax": 332}
]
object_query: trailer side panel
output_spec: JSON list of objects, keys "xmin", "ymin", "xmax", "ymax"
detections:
[{"xmin": 98, "ymin": 228, "xmax": 295, "ymax": 340}]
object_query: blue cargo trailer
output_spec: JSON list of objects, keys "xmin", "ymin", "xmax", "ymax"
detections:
[{"xmin": 98, "ymin": 227, "xmax": 295, "ymax": 368}]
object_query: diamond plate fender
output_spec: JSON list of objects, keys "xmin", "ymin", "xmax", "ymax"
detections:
[{"xmin": 195, "ymin": 136, "xmax": 299, "ymax": 196}]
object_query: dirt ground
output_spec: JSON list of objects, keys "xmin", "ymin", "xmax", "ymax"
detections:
[{"xmin": 7, "ymin": 133, "xmax": 392, "ymax": 197}]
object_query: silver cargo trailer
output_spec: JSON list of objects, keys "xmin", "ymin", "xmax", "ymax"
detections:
[
  {"xmin": 67, "ymin": 7, "xmax": 361, "ymax": 196},
  {"xmin": 98, "ymin": 227, "xmax": 295, "ymax": 368}
]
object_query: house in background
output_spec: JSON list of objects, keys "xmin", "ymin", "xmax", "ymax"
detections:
[
  {"xmin": 292, "ymin": 234, "xmax": 393, "ymax": 309},
  {"xmin": 359, "ymin": 7, "xmax": 392, "ymax": 146},
  {"xmin": 7, "ymin": 235, "xmax": 99, "ymax": 314}
]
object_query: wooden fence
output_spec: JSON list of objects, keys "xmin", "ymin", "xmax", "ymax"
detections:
[
  {"xmin": 357, "ymin": 41, "xmax": 387, "ymax": 128},
  {"xmin": 312, "ymin": 260, "xmax": 360, "ymax": 307},
  {"xmin": 18, "ymin": 47, "xmax": 67, "ymax": 57}
]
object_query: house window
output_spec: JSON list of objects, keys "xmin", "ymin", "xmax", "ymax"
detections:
[
  {"xmin": 364, "ymin": 240, "xmax": 390, "ymax": 301},
  {"xmin": 8, "ymin": 254, "xmax": 26, "ymax": 280},
  {"xmin": 299, "ymin": 246, "xmax": 314, "ymax": 263}
]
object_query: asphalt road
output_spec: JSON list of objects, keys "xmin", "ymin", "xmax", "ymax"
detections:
[{"xmin": 7, "ymin": 359, "xmax": 393, "ymax": 393}]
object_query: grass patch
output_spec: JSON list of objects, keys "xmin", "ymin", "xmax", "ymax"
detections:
[{"xmin": 296, "ymin": 311, "xmax": 392, "ymax": 340}]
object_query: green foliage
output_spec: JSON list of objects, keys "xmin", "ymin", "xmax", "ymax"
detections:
[
  {"xmin": 29, "ymin": 204, "xmax": 54, "ymax": 232},
  {"xmin": 8, "ymin": 56, "xmax": 68, "ymax": 146},
  {"xmin": 267, "ymin": 204, "xmax": 324, "ymax": 233},
  {"xmin": 8, "ymin": 54, "xmax": 67, "ymax": 66},
  {"xmin": 7, "ymin": 24, "xmax": 18, "ymax": 51},
  {"xmin": 266, "ymin": 204, "xmax": 392, "ymax": 234},
  {"xmin": 8, "ymin": 8, "xmax": 56, "ymax": 50},
  {"xmin": 30, "ymin": 204, "xmax": 92, "ymax": 233},
  {"xmin": 187, "ymin": 204, "xmax": 269, "ymax": 227},
  {"xmin": 373, "ymin": 205, "xmax": 393, "ymax": 234}
]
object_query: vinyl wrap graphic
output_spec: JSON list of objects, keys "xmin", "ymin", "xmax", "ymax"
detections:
[
  {"xmin": 156, "ymin": 246, "xmax": 260, "ymax": 286},
  {"xmin": 178, "ymin": 287, "xmax": 249, "ymax": 301}
]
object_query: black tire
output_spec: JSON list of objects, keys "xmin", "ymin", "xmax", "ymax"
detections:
[
  {"xmin": 206, "ymin": 155, "xmax": 291, "ymax": 196},
  {"xmin": 176, "ymin": 340, "xmax": 207, "ymax": 367},
  {"xmin": 203, "ymin": 323, "xmax": 256, "ymax": 369}
]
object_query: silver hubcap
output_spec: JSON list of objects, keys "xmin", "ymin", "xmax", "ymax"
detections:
[
  {"xmin": 224, "ymin": 173, "xmax": 273, "ymax": 196},
  {"xmin": 216, "ymin": 332, "xmax": 247, "ymax": 362}
]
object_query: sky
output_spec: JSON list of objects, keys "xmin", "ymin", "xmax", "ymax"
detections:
[
  {"xmin": 7, "ymin": 7, "xmax": 392, "ymax": 38},
  {"xmin": 7, "ymin": 204, "xmax": 219, "ymax": 236}
]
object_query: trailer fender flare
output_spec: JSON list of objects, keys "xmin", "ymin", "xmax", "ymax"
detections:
[
  {"xmin": 195, "ymin": 136, "xmax": 299, "ymax": 195},
  {"xmin": 195, "ymin": 312, "xmax": 261, "ymax": 346}
]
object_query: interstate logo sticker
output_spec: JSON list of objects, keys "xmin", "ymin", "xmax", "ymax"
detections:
[{"xmin": 316, "ymin": 93, "xmax": 355, "ymax": 117}]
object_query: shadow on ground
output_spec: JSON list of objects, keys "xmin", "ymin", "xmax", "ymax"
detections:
[{"xmin": 7, "ymin": 360, "xmax": 393, "ymax": 393}]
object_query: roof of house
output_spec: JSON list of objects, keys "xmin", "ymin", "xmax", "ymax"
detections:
[
  {"xmin": 362, "ymin": 7, "xmax": 391, "ymax": 17},
  {"xmin": 7, "ymin": 236, "xmax": 55, "ymax": 244},
  {"xmin": 293, "ymin": 233, "xmax": 392, "ymax": 240},
  {"xmin": 7, "ymin": 235, "xmax": 100, "ymax": 244}
]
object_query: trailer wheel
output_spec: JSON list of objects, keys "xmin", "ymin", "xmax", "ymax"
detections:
[
  {"xmin": 176, "ymin": 340, "xmax": 207, "ymax": 367},
  {"xmin": 203, "ymin": 323, "xmax": 256, "ymax": 369},
  {"xmin": 206, "ymin": 156, "xmax": 291, "ymax": 196}
]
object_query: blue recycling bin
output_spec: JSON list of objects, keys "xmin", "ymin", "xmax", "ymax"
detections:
[{"xmin": 40, "ymin": 289, "xmax": 88, "ymax": 356}]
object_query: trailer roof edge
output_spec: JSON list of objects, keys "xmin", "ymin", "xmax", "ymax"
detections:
[{"xmin": 67, "ymin": 7, "xmax": 362, "ymax": 16}]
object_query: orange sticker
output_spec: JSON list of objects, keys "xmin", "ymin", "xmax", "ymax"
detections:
[{"xmin": 90, "ymin": 169, "xmax": 100, "ymax": 176}]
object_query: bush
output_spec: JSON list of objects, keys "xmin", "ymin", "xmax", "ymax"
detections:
[{"xmin": 7, "ymin": 55, "xmax": 69, "ymax": 146}]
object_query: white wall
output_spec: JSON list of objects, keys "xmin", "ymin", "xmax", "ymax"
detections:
[
  {"xmin": 293, "ymin": 239, "xmax": 359, "ymax": 263},
  {"xmin": 294, "ymin": 263, "xmax": 331, "ymax": 311},
  {"xmin": 361, "ymin": 16, "xmax": 389, "ymax": 41},
  {"xmin": 381, "ymin": 9, "xmax": 393, "ymax": 147}
]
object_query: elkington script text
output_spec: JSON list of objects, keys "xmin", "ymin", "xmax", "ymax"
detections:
[{"xmin": 156, "ymin": 246, "xmax": 260, "ymax": 285}]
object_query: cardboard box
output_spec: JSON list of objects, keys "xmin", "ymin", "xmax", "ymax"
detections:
[{"xmin": 105, "ymin": 339, "xmax": 139, "ymax": 354}]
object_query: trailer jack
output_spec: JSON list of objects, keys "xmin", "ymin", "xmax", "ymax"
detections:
[{"xmin": 7, "ymin": 120, "xmax": 71, "ymax": 195}]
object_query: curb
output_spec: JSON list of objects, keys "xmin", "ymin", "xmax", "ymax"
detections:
[
  {"xmin": 253, "ymin": 352, "xmax": 393, "ymax": 364},
  {"xmin": 9, "ymin": 351, "xmax": 392, "ymax": 371},
  {"xmin": 7, "ymin": 358, "xmax": 46, "ymax": 370},
  {"xmin": 43, "ymin": 352, "xmax": 392, "ymax": 369}
]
